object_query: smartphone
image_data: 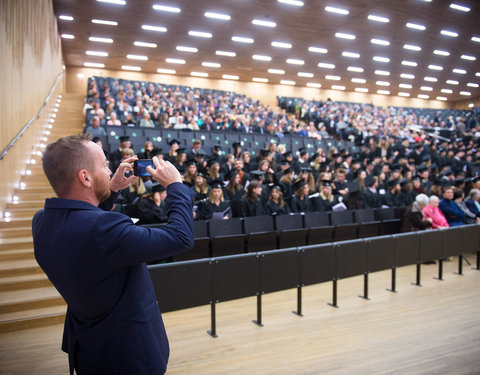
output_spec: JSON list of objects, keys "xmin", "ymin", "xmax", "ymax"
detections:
[{"xmin": 134, "ymin": 159, "xmax": 155, "ymax": 176}]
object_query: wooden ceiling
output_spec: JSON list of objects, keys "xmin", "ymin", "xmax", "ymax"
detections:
[{"xmin": 53, "ymin": 0, "xmax": 480, "ymax": 103}]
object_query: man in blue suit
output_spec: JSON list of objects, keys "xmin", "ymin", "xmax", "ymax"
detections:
[{"xmin": 32, "ymin": 134, "xmax": 195, "ymax": 374}]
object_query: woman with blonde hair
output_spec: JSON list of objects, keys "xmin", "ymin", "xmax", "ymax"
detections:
[{"xmin": 199, "ymin": 180, "xmax": 231, "ymax": 220}]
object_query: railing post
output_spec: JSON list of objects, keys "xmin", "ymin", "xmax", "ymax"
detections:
[
  {"xmin": 328, "ymin": 279, "xmax": 338, "ymax": 308},
  {"xmin": 292, "ymin": 285, "xmax": 303, "ymax": 316},
  {"xmin": 387, "ymin": 267, "xmax": 397, "ymax": 293}
]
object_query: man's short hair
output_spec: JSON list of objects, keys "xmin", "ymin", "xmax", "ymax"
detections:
[{"xmin": 42, "ymin": 134, "xmax": 93, "ymax": 197}]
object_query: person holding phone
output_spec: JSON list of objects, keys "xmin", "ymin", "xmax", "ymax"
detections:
[{"xmin": 32, "ymin": 134, "xmax": 195, "ymax": 375}]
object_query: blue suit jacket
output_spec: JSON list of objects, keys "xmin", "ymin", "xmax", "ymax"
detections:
[{"xmin": 32, "ymin": 182, "xmax": 195, "ymax": 375}]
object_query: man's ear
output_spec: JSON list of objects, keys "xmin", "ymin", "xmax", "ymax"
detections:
[{"xmin": 78, "ymin": 169, "xmax": 92, "ymax": 188}]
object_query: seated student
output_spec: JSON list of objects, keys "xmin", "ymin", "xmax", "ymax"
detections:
[
  {"xmin": 138, "ymin": 141, "xmax": 160, "ymax": 160},
  {"xmin": 192, "ymin": 168, "xmax": 209, "ymax": 203},
  {"xmin": 173, "ymin": 148, "xmax": 187, "ymax": 174},
  {"xmin": 136, "ymin": 182, "xmax": 167, "ymax": 225},
  {"xmin": 423, "ymin": 195, "xmax": 449, "ymax": 229},
  {"xmin": 439, "ymin": 186, "xmax": 466, "ymax": 227},
  {"xmin": 206, "ymin": 159, "xmax": 224, "ymax": 184},
  {"xmin": 164, "ymin": 139, "xmax": 180, "ymax": 164},
  {"xmin": 295, "ymin": 167, "xmax": 316, "ymax": 194},
  {"xmin": 290, "ymin": 180, "xmax": 313, "ymax": 213},
  {"xmin": 264, "ymin": 185, "xmax": 290, "ymax": 216},
  {"xmin": 279, "ymin": 166, "xmax": 295, "ymax": 203},
  {"xmin": 240, "ymin": 180, "xmax": 265, "ymax": 217},
  {"xmin": 401, "ymin": 194, "xmax": 433, "ymax": 232},
  {"xmin": 312, "ymin": 180, "xmax": 339, "ymax": 212},
  {"xmin": 363, "ymin": 175, "xmax": 382, "ymax": 209},
  {"xmin": 382, "ymin": 179, "xmax": 402, "ymax": 207},
  {"xmin": 198, "ymin": 179, "xmax": 231, "ymax": 220},
  {"xmin": 183, "ymin": 160, "xmax": 197, "ymax": 188}
]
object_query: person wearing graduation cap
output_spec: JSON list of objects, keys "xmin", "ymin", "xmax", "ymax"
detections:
[
  {"xmin": 164, "ymin": 139, "xmax": 181, "ymax": 164},
  {"xmin": 174, "ymin": 148, "xmax": 187, "ymax": 174},
  {"xmin": 209, "ymin": 145, "xmax": 225, "ymax": 165},
  {"xmin": 224, "ymin": 170, "xmax": 245, "ymax": 217},
  {"xmin": 232, "ymin": 142, "xmax": 242, "ymax": 159},
  {"xmin": 290, "ymin": 179, "xmax": 314, "ymax": 213},
  {"xmin": 293, "ymin": 148, "xmax": 310, "ymax": 174},
  {"xmin": 295, "ymin": 166, "xmax": 316, "ymax": 194},
  {"xmin": 312, "ymin": 180, "xmax": 339, "ymax": 212},
  {"xmin": 250, "ymin": 170, "xmax": 271, "ymax": 204},
  {"xmin": 398, "ymin": 178, "xmax": 415, "ymax": 207},
  {"xmin": 278, "ymin": 166, "xmax": 295, "ymax": 205},
  {"xmin": 382, "ymin": 179, "xmax": 402, "ymax": 207},
  {"xmin": 136, "ymin": 182, "xmax": 168, "ymax": 225},
  {"xmin": 138, "ymin": 141, "xmax": 160, "ymax": 160},
  {"xmin": 198, "ymin": 179, "xmax": 231, "ymax": 220},
  {"xmin": 240, "ymin": 180, "xmax": 265, "ymax": 217},
  {"xmin": 183, "ymin": 160, "xmax": 197, "ymax": 188},
  {"xmin": 363, "ymin": 176, "xmax": 382, "ymax": 209},
  {"xmin": 110, "ymin": 136, "xmax": 132, "ymax": 173},
  {"xmin": 264, "ymin": 185, "xmax": 290, "ymax": 216},
  {"xmin": 194, "ymin": 149, "xmax": 208, "ymax": 169},
  {"xmin": 192, "ymin": 167, "xmax": 209, "ymax": 203},
  {"xmin": 206, "ymin": 159, "xmax": 223, "ymax": 184}
]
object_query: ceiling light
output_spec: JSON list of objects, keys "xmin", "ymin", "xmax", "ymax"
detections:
[
  {"xmin": 216, "ymin": 50, "xmax": 236, "ymax": 57},
  {"xmin": 233, "ymin": 36, "xmax": 254, "ymax": 44},
  {"xmin": 152, "ymin": 4, "xmax": 181, "ymax": 13},
  {"xmin": 272, "ymin": 41, "xmax": 292, "ymax": 48},
  {"xmin": 377, "ymin": 90, "xmax": 390, "ymax": 95},
  {"xmin": 307, "ymin": 82, "xmax": 321, "ymax": 88},
  {"xmin": 253, "ymin": 77, "xmax": 269, "ymax": 83},
  {"xmin": 436, "ymin": 96, "xmax": 448, "ymax": 101},
  {"xmin": 399, "ymin": 83, "xmax": 413, "ymax": 89},
  {"xmin": 127, "ymin": 54, "xmax": 148, "ymax": 60},
  {"xmin": 467, "ymin": 83, "xmax": 479, "ymax": 88},
  {"xmin": 287, "ymin": 58, "xmax": 304, "ymax": 65},
  {"xmin": 401, "ymin": 73, "xmax": 415, "ymax": 79},
  {"xmin": 460, "ymin": 91, "xmax": 471, "ymax": 96},
  {"xmin": 434, "ymin": 49, "xmax": 450, "ymax": 56},
  {"xmin": 376, "ymin": 81, "xmax": 390, "ymax": 86},
  {"xmin": 441, "ymin": 88, "xmax": 453, "ymax": 93},
  {"xmin": 335, "ymin": 32, "xmax": 356, "ymax": 40},
  {"xmin": 477, "ymin": 72, "xmax": 480, "ymax": 77},
  {"xmin": 373, "ymin": 56, "xmax": 390, "ymax": 63},
  {"xmin": 223, "ymin": 74, "xmax": 239, "ymax": 80},
  {"xmin": 398, "ymin": 92, "xmax": 410, "ymax": 97},
  {"xmin": 352, "ymin": 78, "xmax": 366, "ymax": 83},
  {"xmin": 89, "ymin": 37, "xmax": 113, "ymax": 43},
  {"xmin": 453, "ymin": 68, "xmax": 467, "ymax": 74},
  {"xmin": 121, "ymin": 65, "xmax": 141, "ymax": 71},
  {"xmin": 441, "ymin": 30, "xmax": 458, "ymax": 37},
  {"xmin": 176, "ymin": 46, "xmax": 198, "ymax": 53},
  {"xmin": 86, "ymin": 50, "xmax": 108, "ymax": 57},
  {"xmin": 202, "ymin": 62, "xmax": 221, "ymax": 68},
  {"xmin": 191, "ymin": 72, "xmax": 208, "ymax": 77},
  {"xmin": 472, "ymin": 36, "xmax": 480, "ymax": 43},
  {"xmin": 424, "ymin": 76, "xmax": 438, "ymax": 82},
  {"xmin": 92, "ymin": 19, "xmax": 117, "ymax": 26},
  {"xmin": 348, "ymin": 67, "xmax": 364, "ymax": 72},
  {"xmin": 157, "ymin": 68, "xmax": 176, "ymax": 74},
  {"xmin": 446, "ymin": 80, "xmax": 459, "ymax": 85},
  {"xmin": 355, "ymin": 88, "xmax": 369, "ymax": 92},
  {"xmin": 268, "ymin": 69, "xmax": 285, "ymax": 74},
  {"xmin": 368, "ymin": 14, "xmax": 390, "ymax": 23},
  {"xmin": 406, "ymin": 22, "xmax": 426, "ymax": 30},
  {"xmin": 61, "ymin": 34, "xmax": 75, "ymax": 39},
  {"xmin": 204, "ymin": 12, "xmax": 231, "ymax": 20},
  {"xmin": 166, "ymin": 58, "xmax": 186, "ymax": 64},
  {"xmin": 418, "ymin": 94, "xmax": 429, "ymax": 99},
  {"xmin": 59, "ymin": 15, "xmax": 73, "ymax": 21},
  {"xmin": 318, "ymin": 63, "xmax": 335, "ymax": 69},
  {"xmin": 342, "ymin": 51, "xmax": 360, "ymax": 58},
  {"xmin": 252, "ymin": 55, "xmax": 272, "ymax": 61},
  {"xmin": 281, "ymin": 80, "xmax": 296, "ymax": 85},
  {"xmin": 450, "ymin": 3, "xmax": 470, "ymax": 12},
  {"xmin": 97, "ymin": 0, "xmax": 125, "ymax": 4},
  {"xmin": 461, "ymin": 55, "xmax": 476, "ymax": 61},
  {"xmin": 325, "ymin": 6, "xmax": 349, "ymax": 15},
  {"xmin": 308, "ymin": 46, "xmax": 328, "ymax": 53},
  {"xmin": 403, "ymin": 44, "xmax": 421, "ymax": 51},
  {"xmin": 375, "ymin": 70, "xmax": 390, "ymax": 76},
  {"xmin": 252, "ymin": 19, "xmax": 276, "ymax": 27},
  {"xmin": 402, "ymin": 60, "xmax": 418, "ymax": 66},
  {"xmin": 189, "ymin": 31, "xmax": 212, "ymax": 38},
  {"xmin": 141, "ymin": 25, "xmax": 167, "ymax": 32},
  {"xmin": 371, "ymin": 38, "xmax": 390, "ymax": 46},
  {"xmin": 277, "ymin": 0, "xmax": 304, "ymax": 6},
  {"xmin": 84, "ymin": 62, "xmax": 105, "ymax": 68},
  {"xmin": 332, "ymin": 85, "xmax": 346, "ymax": 90},
  {"xmin": 134, "ymin": 41, "xmax": 157, "ymax": 48},
  {"xmin": 428, "ymin": 65, "xmax": 443, "ymax": 70},
  {"xmin": 468, "ymin": 103, "xmax": 475, "ymax": 108},
  {"xmin": 420, "ymin": 86, "xmax": 433, "ymax": 91},
  {"xmin": 298, "ymin": 72, "xmax": 314, "ymax": 77},
  {"xmin": 326, "ymin": 75, "xmax": 341, "ymax": 80}
]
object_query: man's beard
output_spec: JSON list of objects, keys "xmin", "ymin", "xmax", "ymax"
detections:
[{"xmin": 93, "ymin": 174, "xmax": 111, "ymax": 203}]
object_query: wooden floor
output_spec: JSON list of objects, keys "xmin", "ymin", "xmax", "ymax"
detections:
[{"xmin": 1, "ymin": 258, "xmax": 479, "ymax": 375}]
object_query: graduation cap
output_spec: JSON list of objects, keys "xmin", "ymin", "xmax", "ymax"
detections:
[
  {"xmin": 332, "ymin": 152, "xmax": 342, "ymax": 159},
  {"xmin": 167, "ymin": 138, "xmax": 180, "ymax": 146},
  {"xmin": 280, "ymin": 159, "xmax": 290, "ymax": 166},
  {"xmin": 209, "ymin": 179, "xmax": 224, "ymax": 189},
  {"xmin": 197, "ymin": 167, "xmax": 208, "ymax": 179},
  {"xmin": 283, "ymin": 151, "xmax": 293, "ymax": 158},
  {"xmin": 283, "ymin": 167, "xmax": 294, "ymax": 175},
  {"xmin": 391, "ymin": 164, "xmax": 401, "ymax": 172},
  {"xmin": 347, "ymin": 180, "xmax": 361, "ymax": 194},
  {"xmin": 212, "ymin": 145, "xmax": 222, "ymax": 151},
  {"xmin": 321, "ymin": 180, "xmax": 333, "ymax": 187},
  {"xmin": 250, "ymin": 170, "xmax": 265, "ymax": 180},
  {"xmin": 442, "ymin": 168, "xmax": 454, "ymax": 177},
  {"xmin": 365, "ymin": 175, "xmax": 376, "ymax": 187},
  {"xmin": 259, "ymin": 149, "xmax": 271, "ymax": 158},
  {"xmin": 151, "ymin": 182, "xmax": 166, "ymax": 193},
  {"xmin": 232, "ymin": 142, "xmax": 242, "ymax": 149},
  {"xmin": 399, "ymin": 178, "xmax": 409, "ymax": 187},
  {"xmin": 195, "ymin": 149, "xmax": 207, "ymax": 157},
  {"xmin": 177, "ymin": 148, "xmax": 186, "ymax": 155},
  {"xmin": 271, "ymin": 185, "xmax": 285, "ymax": 195},
  {"xmin": 454, "ymin": 177, "xmax": 465, "ymax": 186},
  {"xmin": 225, "ymin": 170, "xmax": 239, "ymax": 181},
  {"xmin": 417, "ymin": 164, "xmax": 428, "ymax": 173},
  {"xmin": 119, "ymin": 136, "xmax": 130, "ymax": 143},
  {"xmin": 207, "ymin": 159, "xmax": 220, "ymax": 167},
  {"xmin": 300, "ymin": 166, "xmax": 312, "ymax": 173},
  {"xmin": 294, "ymin": 179, "xmax": 307, "ymax": 191},
  {"xmin": 298, "ymin": 148, "xmax": 308, "ymax": 157},
  {"xmin": 387, "ymin": 179, "xmax": 400, "ymax": 188},
  {"xmin": 412, "ymin": 175, "xmax": 421, "ymax": 181},
  {"xmin": 422, "ymin": 154, "xmax": 431, "ymax": 162}
]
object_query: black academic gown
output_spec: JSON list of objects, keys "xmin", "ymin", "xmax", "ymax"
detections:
[
  {"xmin": 290, "ymin": 196, "xmax": 313, "ymax": 213},
  {"xmin": 240, "ymin": 197, "xmax": 265, "ymax": 217},
  {"xmin": 198, "ymin": 199, "xmax": 231, "ymax": 220},
  {"xmin": 264, "ymin": 200, "xmax": 290, "ymax": 216},
  {"xmin": 136, "ymin": 198, "xmax": 167, "ymax": 224}
]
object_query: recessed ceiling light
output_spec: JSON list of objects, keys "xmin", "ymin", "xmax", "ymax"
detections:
[
  {"xmin": 377, "ymin": 90, "xmax": 390, "ymax": 95},
  {"xmin": 476, "ymin": 72, "xmax": 480, "ymax": 77},
  {"xmin": 453, "ymin": 68, "xmax": 467, "ymax": 74},
  {"xmin": 450, "ymin": 3, "xmax": 470, "ymax": 12},
  {"xmin": 176, "ymin": 46, "xmax": 198, "ymax": 53},
  {"xmin": 121, "ymin": 65, "xmax": 141, "ymax": 71},
  {"xmin": 332, "ymin": 85, "xmax": 346, "ymax": 90},
  {"xmin": 252, "ymin": 55, "xmax": 272, "ymax": 61},
  {"xmin": 223, "ymin": 74, "xmax": 239, "ymax": 80},
  {"xmin": 84, "ymin": 62, "xmax": 105, "ymax": 68},
  {"xmin": 355, "ymin": 87, "xmax": 369, "ymax": 92},
  {"xmin": 59, "ymin": 15, "xmax": 74, "ymax": 21},
  {"xmin": 402, "ymin": 60, "xmax": 418, "ymax": 66},
  {"xmin": 436, "ymin": 96, "xmax": 448, "ymax": 101},
  {"xmin": 434, "ymin": 49, "xmax": 450, "ymax": 56},
  {"xmin": 371, "ymin": 38, "xmax": 390, "ymax": 46},
  {"xmin": 204, "ymin": 12, "xmax": 231, "ymax": 20},
  {"xmin": 424, "ymin": 76, "xmax": 438, "ymax": 82},
  {"xmin": 287, "ymin": 58, "xmax": 304, "ymax": 65},
  {"xmin": 325, "ymin": 6, "xmax": 349, "ymax": 15},
  {"xmin": 348, "ymin": 67, "xmax": 364, "ymax": 73},
  {"xmin": 97, "ymin": 0, "xmax": 125, "ymax": 4},
  {"xmin": 398, "ymin": 92, "xmax": 410, "ymax": 97},
  {"xmin": 461, "ymin": 55, "xmax": 476, "ymax": 61},
  {"xmin": 335, "ymin": 32, "xmax": 356, "ymax": 40},
  {"xmin": 134, "ymin": 41, "xmax": 157, "ymax": 48},
  {"xmin": 216, "ymin": 50, "xmax": 236, "ymax": 57},
  {"xmin": 469, "ymin": 103, "xmax": 475, "ymax": 107},
  {"xmin": 308, "ymin": 46, "xmax": 328, "ymax": 54},
  {"xmin": 373, "ymin": 56, "xmax": 390, "ymax": 63},
  {"xmin": 428, "ymin": 65, "xmax": 443, "ymax": 71},
  {"xmin": 352, "ymin": 78, "xmax": 366, "ymax": 83},
  {"xmin": 281, "ymin": 80, "xmax": 296, "ymax": 85},
  {"xmin": 89, "ymin": 37, "xmax": 113, "ymax": 43},
  {"xmin": 253, "ymin": 77, "xmax": 269, "ymax": 83},
  {"xmin": 202, "ymin": 62, "xmax": 221, "ymax": 68},
  {"xmin": 318, "ymin": 63, "xmax": 335, "ymax": 69},
  {"xmin": 127, "ymin": 54, "xmax": 148, "ymax": 60},
  {"xmin": 376, "ymin": 81, "xmax": 390, "ymax": 86},
  {"xmin": 272, "ymin": 41, "xmax": 292, "ymax": 48},
  {"xmin": 406, "ymin": 22, "xmax": 426, "ymax": 30},
  {"xmin": 368, "ymin": 14, "xmax": 390, "ymax": 23},
  {"xmin": 157, "ymin": 68, "xmax": 176, "ymax": 74},
  {"xmin": 472, "ymin": 36, "xmax": 480, "ymax": 43},
  {"xmin": 441, "ymin": 30, "xmax": 458, "ymax": 37},
  {"xmin": 446, "ymin": 80, "xmax": 459, "ymax": 85},
  {"xmin": 401, "ymin": 73, "xmax": 415, "ymax": 79},
  {"xmin": 268, "ymin": 69, "xmax": 285, "ymax": 74},
  {"xmin": 467, "ymin": 83, "xmax": 479, "ymax": 88},
  {"xmin": 298, "ymin": 72, "xmax": 314, "ymax": 78},
  {"xmin": 233, "ymin": 36, "xmax": 254, "ymax": 44},
  {"xmin": 166, "ymin": 58, "xmax": 186, "ymax": 64},
  {"xmin": 403, "ymin": 44, "xmax": 421, "ymax": 51},
  {"xmin": 252, "ymin": 19, "xmax": 276, "ymax": 27},
  {"xmin": 420, "ymin": 86, "xmax": 433, "ymax": 91},
  {"xmin": 86, "ymin": 50, "xmax": 108, "ymax": 57},
  {"xmin": 307, "ymin": 82, "xmax": 321, "ymax": 88},
  {"xmin": 61, "ymin": 34, "xmax": 75, "ymax": 39},
  {"xmin": 375, "ymin": 70, "xmax": 390, "ymax": 76},
  {"xmin": 441, "ymin": 89, "xmax": 453, "ymax": 93},
  {"xmin": 399, "ymin": 83, "xmax": 413, "ymax": 89},
  {"xmin": 92, "ymin": 19, "xmax": 118, "ymax": 26},
  {"xmin": 326, "ymin": 75, "xmax": 341, "ymax": 80},
  {"xmin": 460, "ymin": 91, "xmax": 471, "ymax": 96},
  {"xmin": 152, "ymin": 4, "xmax": 181, "ymax": 13},
  {"xmin": 342, "ymin": 51, "xmax": 360, "ymax": 58},
  {"xmin": 277, "ymin": 0, "xmax": 304, "ymax": 6},
  {"xmin": 189, "ymin": 31, "xmax": 212, "ymax": 38},
  {"xmin": 191, "ymin": 72, "xmax": 208, "ymax": 77},
  {"xmin": 418, "ymin": 94, "xmax": 429, "ymax": 99},
  {"xmin": 141, "ymin": 25, "xmax": 167, "ymax": 32}
]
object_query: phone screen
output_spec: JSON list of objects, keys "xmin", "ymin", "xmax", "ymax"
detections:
[{"xmin": 134, "ymin": 159, "xmax": 155, "ymax": 176}]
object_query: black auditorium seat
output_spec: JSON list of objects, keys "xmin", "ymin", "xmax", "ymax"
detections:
[
  {"xmin": 304, "ymin": 211, "xmax": 333, "ymax": 245},
  {"xmin": 354, "ymin": 209, "xmax": 380, "ymax": 238},
  {"xmin": 375, "ymin": 207, "xmax": 402, "ymax": 235},
  {"xmin": 275, "ymin": 214, "xmax": 308, "ymax": 249},
  {"xmin": 331, "ymin": 210, "xmax": 358, "ymax": 242},
  {"xmin": 209, "ymin": 218, "xmax": 245, "ymax": 257},
  {"xmin": 175, "ymin": 220, "xmax": 210, "ymax": 261},
  {"xmin": 244, "ymin": 215, "xmax": 277, "ymax": 252}
]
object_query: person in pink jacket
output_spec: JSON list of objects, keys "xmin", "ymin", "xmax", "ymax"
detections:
[{"xmin": 423, "ymin": 195, "xmax": 449, "ymax": 229}]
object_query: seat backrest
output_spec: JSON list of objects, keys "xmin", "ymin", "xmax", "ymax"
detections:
[
  {"xmin": 275, "ymin": 214, "xmax": 304, "ymax": 231},
  {"xmin": 209, "ymin": 218, "xmax": 243, "ymax": 237},
  {"xmin": 354, "ymin": 209, "xmax": 376, "ymax": 223},
  {"xmin": 331, "ymin": 210, "xmax": 354, "ymax": 225},
  {"xmin": 375, "ymin": 207, "xmax": 395, "ymax": 221},
  {"xmin": 193, "ymin": 220, "xmax": 208, "ymax": 238},
  {"xmin": 304, "ymin": 212, "xmax": 330, "ymax": 228},
  {"xmin": 243, "ymin": 215, "xmax": 275, "ymax": 234}
]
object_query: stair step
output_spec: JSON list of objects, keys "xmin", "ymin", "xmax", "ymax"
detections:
[
  {"xmin": 0, "ymin": 273, "xmax": 51, "ymax": 291},
  {"xmin": 0, "ymin": 249, "xmax": 34, "ymax": 261},
  {"xmin": 0, "ymin": 306, "xmax": 66, "ymax": 333},
  {"xmin": 0, "ymin": 259, "xmax": 42, "ymax": 277},
  {"xmin": 0, "ymin": 228, "xmax": 33, "ymax": 238},
  {"xmin": 4, "ymin": 207, "xmax": 40, "ymax": 217},
  {"xmin": 6, "ymin": 201, "xmax": 45, "ymax": 210},
  {"xmin": 0, "ymin": 237, "xmax": 33, "ymax": 251},
  {"xmin": 0, "ymin": 286, "xmax": 64, "ymax": 314},
  {"xmin": 0, "ymin": 218, "xmax": 33, "ymax": 229}
]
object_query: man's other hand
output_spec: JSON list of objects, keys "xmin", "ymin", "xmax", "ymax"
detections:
[{"xmin": 147, "ymin": 157, "xmax": 182, "ymax": 188}]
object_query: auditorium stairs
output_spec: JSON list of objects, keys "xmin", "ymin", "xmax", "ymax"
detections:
[{"xmin": 0, "ymin": 93, "xmax": 84, "ymax": 333}]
